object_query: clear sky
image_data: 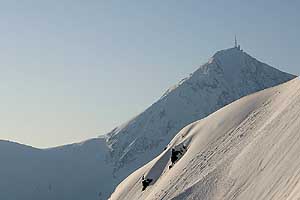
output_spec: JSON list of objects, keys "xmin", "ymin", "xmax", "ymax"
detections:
[{"xmin": 0, "ymin": 0, "xmax": 299, "ymax": 148}]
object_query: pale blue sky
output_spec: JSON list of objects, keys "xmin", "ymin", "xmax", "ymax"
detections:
[{"xmin": 0, "ymin": 0, "xmax": 299, "ymax": 148}]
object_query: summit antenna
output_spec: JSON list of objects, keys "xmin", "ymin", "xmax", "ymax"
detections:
[{"xmin": 234, "ymin": 35, "xmax": 237, "ymax": 48}]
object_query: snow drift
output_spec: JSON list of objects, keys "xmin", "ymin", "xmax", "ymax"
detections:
[{"xmin": 110, "ymin": 77, "xmax": 300, "ymax": 200}]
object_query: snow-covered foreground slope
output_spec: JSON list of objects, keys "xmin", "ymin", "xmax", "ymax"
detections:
[
  {"xmin": 0, "ymin": 47, "xmax": 296, "ymax": 200},
  {"xmin": 110, "ymin": 77, "xmax": 300, "ymax": 200}
]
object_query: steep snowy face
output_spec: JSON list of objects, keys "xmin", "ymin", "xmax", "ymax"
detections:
[
  {"xmin": 106, "ymin": 47, "xmax": 295, "ymax": 177},
  {"xmin": 110, "ymin": 78, "xmax": 300, "ymax": 200}
]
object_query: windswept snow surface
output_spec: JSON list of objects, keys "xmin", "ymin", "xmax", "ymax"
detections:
[
  {"xmin": 0, "ymin": 47, "xmax": 296, "ymax": 200},
  {"xmin": 110, "ymin": 77, "xmax": 300, "ymax": 200}
]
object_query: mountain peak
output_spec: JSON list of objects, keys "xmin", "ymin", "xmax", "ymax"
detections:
[
  {"xmin": 210, "ymin": 47, "xmax": 252, "ymax": 71},
  {"xmin": 190, "ymin": 46, "xmax": 290, "ymax": 89},
  {"xmin": 212, "ymin": 46, "xmax": 244, "ymax": 59},
  {"xmin": 161, "ymin": 47, "xmax": 249, "ymax": 99}
]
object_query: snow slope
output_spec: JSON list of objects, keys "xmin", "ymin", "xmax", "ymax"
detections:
[
  {"xmin": 109, "ymin": 77, "xmax": 300, "ymax": 200},
  {"xmin": 0, "ymin": 47, "xmax": 296, "ymax": 200}
]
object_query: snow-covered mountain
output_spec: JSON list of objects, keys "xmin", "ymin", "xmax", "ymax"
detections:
[
  {"xmin": 109, "ymin": 77, "xmax": 300, "ymax": 200},
  {"xmin": 0, "ymin": 47, "xmax": 296, "ymax": 200},
  {"xmin": 106, "ymin": 47, "xmax": 295, "ymax": 178}
]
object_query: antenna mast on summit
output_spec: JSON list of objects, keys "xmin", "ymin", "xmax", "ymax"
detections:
[{"xmin": 234, "ymin": 35, "xmax": 237, "ymax": 48}]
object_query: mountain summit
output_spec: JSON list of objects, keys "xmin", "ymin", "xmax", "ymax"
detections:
[{"xmin": 0, "ymin": 47, "xmax": 296, "ymax": 200}]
